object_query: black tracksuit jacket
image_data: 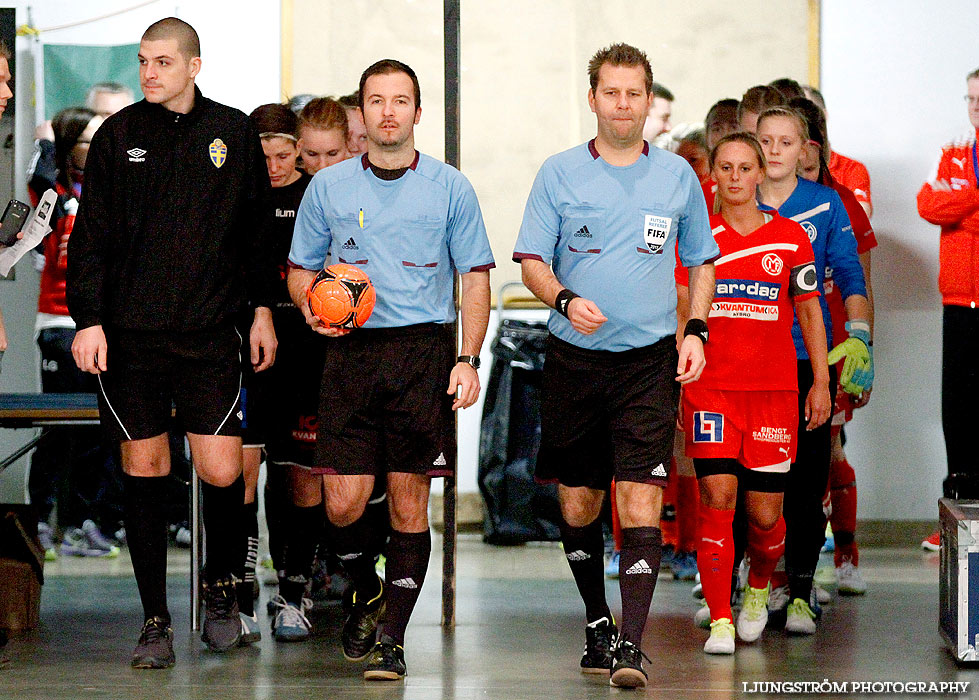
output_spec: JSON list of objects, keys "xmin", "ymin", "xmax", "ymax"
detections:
[{"xmin": 67, "ymin": 86, "xmax": 277, "ymax": 332}]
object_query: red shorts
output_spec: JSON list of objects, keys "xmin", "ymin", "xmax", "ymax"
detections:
[{"xmin": 682, "ymin": 387, "xmax": 798, "ymax": 472}]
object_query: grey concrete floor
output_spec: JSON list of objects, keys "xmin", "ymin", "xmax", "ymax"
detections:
[{"xmin": 1, "ymin": 535, "xmax": 976, "ymax": 699}]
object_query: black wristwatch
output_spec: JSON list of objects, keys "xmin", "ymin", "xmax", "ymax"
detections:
[
  {"xmin": 457, "ymin": 355, "xmax": 481, "ymax": 370},
  {"xmin": 684, "ymin": 318, "xmax": 709, "ymax": 344}
]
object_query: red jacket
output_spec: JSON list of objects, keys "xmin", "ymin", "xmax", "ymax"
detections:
[{"xmin": 917, "ymin": 128, "xmax": 979, "ymax": 307}]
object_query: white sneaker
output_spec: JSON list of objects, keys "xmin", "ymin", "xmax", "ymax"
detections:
[
  {"xmin": 694, "ymin": 602, "xmax": 711, "ymax": 629},
  {"xmin": 815, "ymin": 585, "xmax": 832, "ymax": 604},
  {"xmin": 767, "ymin": 584, "xmax": 790, "ymax": 613},
  {"xmin": 836, "ymin": 559, "xmax": 868, "ymax": 595},
  {"xmin": 703, "ymin": 618, "xmax": 735, "ymax": 654},
  {"xmin": 737, "ymin": 585, "xmax": 769, "ymax": 642},
  {"xmin": 784, "ymin": 598, "xmax": 817, "ymax": 635}
]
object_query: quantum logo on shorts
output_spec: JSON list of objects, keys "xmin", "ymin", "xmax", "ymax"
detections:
[
  {"xmin": 693, "ymin": 412, "xmax": 724, "ymax": 443},
  {"xmin": 715, "ymin": 279, "xmax": 780, "ymax": 301}
]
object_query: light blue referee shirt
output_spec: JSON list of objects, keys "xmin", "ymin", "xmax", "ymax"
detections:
[
  {"xmin": 758, "ymin": 177, "xmax": 866, "ymax": 359},
  {"xmin": 289, "ymin": 152, "xmax": 495, "ymax": 328},
  {"xmin": 513, "ymin": 140, "xmax": 719, "ymax": 351}
]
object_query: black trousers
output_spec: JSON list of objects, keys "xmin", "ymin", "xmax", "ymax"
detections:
[
  {"xmin": 783, "ymin": 360, "xmax": 837, "ymax": 598},
  {"xmin": 942, "ymin": 305, "xmax": 979, "ymax": 497}
]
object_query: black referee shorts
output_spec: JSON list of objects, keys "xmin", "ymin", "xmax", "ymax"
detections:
[
  {"xmin": 313, "ymin": 323, "xmax": 455, "ymax": 477},
  {"xmin": 97, "ymin": 325, "xmax": 242, "ymax": 442},
  {"xmin": 536, "ymin": 334, "xmax": 679, "ymax": 490}
]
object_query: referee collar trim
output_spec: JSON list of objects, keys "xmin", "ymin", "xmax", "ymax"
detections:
[
  {"xmin": 361, "ymin": 151, "xmax": 421, "ymax": 171},
  {"xmin": 587, "ymin": 139, "xmax": 650, "ymax": 160}
]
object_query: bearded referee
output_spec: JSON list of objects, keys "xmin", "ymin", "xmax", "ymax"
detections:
[
  {"xmin": 513, "ymin": 44, "xmax": 718, "ymax": 689},
  {"xmin": 287, "ymin": 59, "xmax": 493, "ymax": 681},
  {"xmin": 67, "ymin": 18, "xmax": 278, "ymax": 668}
]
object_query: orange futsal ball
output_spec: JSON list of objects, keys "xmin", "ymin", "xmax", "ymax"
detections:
[{"xmin": 306, "ymin": 263, "xmax": 376, "ymax": 328}]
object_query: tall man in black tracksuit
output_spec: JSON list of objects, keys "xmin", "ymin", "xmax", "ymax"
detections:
[{"xmin": 67, "ymin": 17, "xmax": 278, "ymax": 669}]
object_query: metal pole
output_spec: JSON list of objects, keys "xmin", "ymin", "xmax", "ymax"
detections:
[
  {"xmin": 190, "ymin": 465, "xmax": 202, "ymax": 631},
  {"xmin": 442, "ymin": 0, "xmax": 460, "ymax": 631}
]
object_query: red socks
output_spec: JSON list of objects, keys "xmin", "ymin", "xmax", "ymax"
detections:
[
  {"xmin": 746, "ymin": 516, "xmax": 786, "ymax": 589},
  {"xmin": 676, "ymin": 475, "xmax": 700, "ymax": 553},
  {"xmin": 697, "ymin": 505, "xmax": 735, "ymax": 622},
  {"xmin": 830, "ymin": 459, "xmax": 858, "ymax": 566}
]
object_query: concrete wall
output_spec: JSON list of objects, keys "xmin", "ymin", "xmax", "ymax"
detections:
[{"xmin": 821, "ymin": 0, "xmax": 979, "ymax": 520}]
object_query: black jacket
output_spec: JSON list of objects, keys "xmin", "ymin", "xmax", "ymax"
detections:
[{"xmin": 67, "ymin": 86, "xmax": 277, "ymax": 332}]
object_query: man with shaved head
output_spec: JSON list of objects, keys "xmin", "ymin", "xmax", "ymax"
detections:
[{"xmin": 67, "ymin": 17, "xmax": 278, "ymax": 668}]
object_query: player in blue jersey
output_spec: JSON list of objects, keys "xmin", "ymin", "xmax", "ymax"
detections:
[
  {"xmin": 755, "ymin": 107, "xmax": 872, "ymax": 634},
  {"xmin": 513, "ymin": 43, "xmax": 719, "ymax": 689},
  {"xmin": 287, "ymin": 59, "xmax": 494, "ymax": 681}
]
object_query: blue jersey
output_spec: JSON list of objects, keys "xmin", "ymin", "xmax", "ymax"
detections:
[
  {"xmin": 289, "ymin": 152, "xmax": 495, "ymax": 328},
  {"xmin": 759, "ymin": 178, "xmax": 866, "ymax": 358},
  {"xmin": 513, "ymin": 141, "xmax": 718, "ymax": 351}
]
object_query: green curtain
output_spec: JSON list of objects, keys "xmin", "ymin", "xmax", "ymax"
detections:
[{"xmin": 43, "ymin": 43, "xmax": 140, "ymax": 118}]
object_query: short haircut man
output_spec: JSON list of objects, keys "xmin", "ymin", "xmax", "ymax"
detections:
[
  {"xmin": 67, "ymin": 17, "xmax": 278, "ymax": 668},
  {"xmin": 513, "ymin": 42, "xmax": 718, "ymax": 689},
  {"xmin": 738, "ymin": 85, "xmax": 786, "ymax": 133},
  {"xmin": 705, "ymin": 98, "xmax": 740, "ymax": 150},
  {"xmin": 141, "ymin": 16, "xmax": 200, "ymax": 58},
  {"xmin": 643, "ymin": 81, "xmax": 675, "ymax": 140},
  {"xmin": 287, "ymin": 58, "xmax": 494, "ymax": 681},
  {"xmin": 85, "ymin": 82, "xmax": 134, "ymax": 119}
]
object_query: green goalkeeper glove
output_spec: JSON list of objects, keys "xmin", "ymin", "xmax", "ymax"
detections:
[{"xmin": 827, "ymin": 320, "xmax": 873, "ymax": 396}]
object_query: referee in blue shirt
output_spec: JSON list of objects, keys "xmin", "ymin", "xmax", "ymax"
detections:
[
  {"xmin": 287, "ymin": 59, "xmax": 494, "ymax": 681},
  {"xmin": 514, "ymin": 44, "xmax": 718, "ymax": 689}
]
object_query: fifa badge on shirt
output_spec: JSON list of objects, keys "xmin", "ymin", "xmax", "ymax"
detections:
[
  {"xmin": 209, "ymin": 138, "xmax": 227, "ymax": 168},
  {"xmin": 643, "ymin": 214, "xmax": 671, "ymax": 253}
]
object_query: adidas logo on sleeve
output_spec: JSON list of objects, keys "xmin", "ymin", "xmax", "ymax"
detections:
[
  {"xmin": 625, "ymin": 559, "xmax": 653, "ymax": 575},
  {"xmin": 391, "ymin": 577, "xmax": 418, "ymax": 589}
]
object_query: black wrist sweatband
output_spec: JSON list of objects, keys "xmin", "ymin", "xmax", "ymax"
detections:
[
  {"xmin": 684, "ymin": 318, "xmax": 708, "ymax": 343},
  {"xmin": 554, "ymin": 289, "xmax": 579, "ymax": 318}
]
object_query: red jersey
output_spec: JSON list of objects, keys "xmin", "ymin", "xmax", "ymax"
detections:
[
  {"xmin": 829, "ymin": 151, "xmax": 872, "ymax": 209},
  {"xmin": 916, "ymin": 129, "xmax": 979, "ymax": 307},
  {"xmin": 677, "ymin": 213, "xmax": 819, "ymax": 391}
]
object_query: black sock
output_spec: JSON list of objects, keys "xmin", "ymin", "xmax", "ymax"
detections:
[
  {"xmin": 380, "ymin": 529, "xmax": 431, "ymax": 646},
  {"xmin": 558, "ymin": 518, "xmax": 611, "ymax": 624},
  {"xmin": 330, "ymin": 515, "xmax": 381, "ymax": 601},
  {"xmin": 123, "ymin": 474, "xmax": 170, "ymax": 624},
  {"xmin": 280, "ymin": 504, "xmax": 324, "ymax": 606},
  {"xmin": 236, "ymin": 500, "xmax": 259, "ymax": 616},
  {"xmin": 618, "ymin": 526, "xmax": 662, "ymax": 644},
  {"xmin": 201, "ymin": 474, "xmax": 245, "ymax": 583},
  {"xmin": 264, "ymin": 466, "xmax": 290, "ymax": 573}
]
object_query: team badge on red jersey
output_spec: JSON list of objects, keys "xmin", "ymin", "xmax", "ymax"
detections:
[
  {"xmin": 209, "ymin": 138, "xmax": 227, "ymax": 168},
  {"xmin": 761, "ymin": 253, "xmax": 783, "ymax": 276}
]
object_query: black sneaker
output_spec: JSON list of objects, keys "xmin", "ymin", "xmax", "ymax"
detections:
[
  {"xmin": 363, "ymin": 637, "xmax": 406, "ymax": 681},
  {"xmin": 131, "ymin": 616, "xmax": 175, "ymax": 669},
  {"xmin": 201, "ymin": 577, "xmax": 241, "ymax": 652},
  {"xmin": 609, "ymin": 637, "xmax": 650, "ymax": 689},
  {"xmin": 580, "ymin": 616, "xmax": 616, "ymax": 674},
  {"xmin": 341, "ymin": 578, "xmax": 385, "ymax": 662}
]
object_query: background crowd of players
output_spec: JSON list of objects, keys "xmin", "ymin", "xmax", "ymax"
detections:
[{"xmin": 16, "ymin": 30, "xmax": 891, "ymax": 681}]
